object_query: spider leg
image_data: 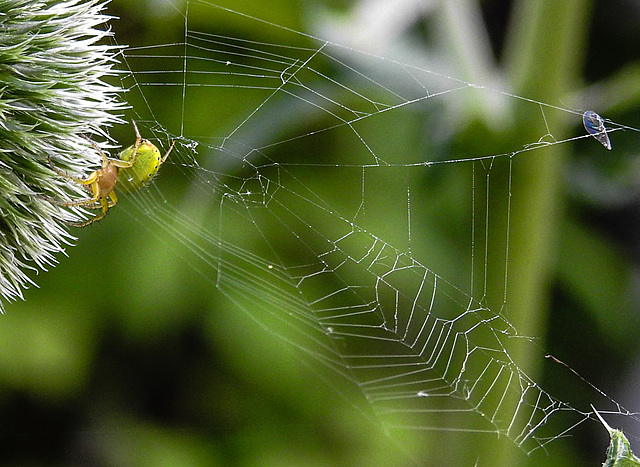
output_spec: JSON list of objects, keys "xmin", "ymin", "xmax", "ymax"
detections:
[
  {"xmin": 132, "ymin": 119, "xmax": 176, "ymax": 164},
  {"xmin": 126, "ymin": 120, "xmax": 143, "ymax": 167},
  {"xmin": 161, "ymin": 139, "xmax": 176, "ymax": 163},
  {"xmin": 113, "ymin": 121, "xmax": 172, "ymax": 168},
  {"xmin": 109, "ymin": 120, "xmax": 143, "ymax": 170},
  {"xmin": 67, "ymin": 196, "xmax": 111, "ymax": 227},
  {"xmin": 83, "ymin": 130, "xmax": 141, "ymax": 170},
  {"xmin": 79, "ymin": 190, "xmax": 116, "ymax": 210},
  {"xmin": 80, "ymin": 133, "xmax": 113, "ymax": 169},
  {"xmin": 44, "ymin": 196, "xmax": 99, "ymax": 208},
  {"xmin": 107, "ymin": 191, "xmax": 118, "ymax": 207},
  {"xmin": 81, "ymin": 197, "xmax": 117, "ymax": 210},
  {"xmin": 132, "ymin": 119, "xmax": 142, "ymax": 141},
  {"xmin": 44, "ymin": 174, "xmax": 102, "ymax": 207},
  {"xmin": 47, "ymin": 154, "xmax": 89, "ymax": 184}
]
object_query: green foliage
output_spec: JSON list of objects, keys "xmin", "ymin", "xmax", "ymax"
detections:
[
  {"xmin": 594, "ymin": 409, "xmax": 640, "ymax": 467},
  {"xmin": 604, "ymin": 430, "xmax": 640, "ymax": 467}
]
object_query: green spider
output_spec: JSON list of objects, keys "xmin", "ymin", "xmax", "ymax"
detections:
[{"xmin": 48, "ymin": 121, "xmax": 176, "ymax": 227}]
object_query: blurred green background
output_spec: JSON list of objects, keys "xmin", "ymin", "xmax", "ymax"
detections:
[{"xmin": 3, "ymin": 0, "xmax": 640, "ymax": 465}]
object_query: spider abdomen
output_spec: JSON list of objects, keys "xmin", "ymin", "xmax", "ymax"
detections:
[{"xmin": 117, "ymin": 139, "xmax": 164, "ymax": 194}]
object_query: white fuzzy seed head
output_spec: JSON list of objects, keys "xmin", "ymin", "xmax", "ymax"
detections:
[{"xmin": 0, "ymin": 0, "xmax": 126, "ymax": 307}]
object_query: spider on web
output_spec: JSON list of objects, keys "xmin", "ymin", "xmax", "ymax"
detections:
[{"xmin": 46, "ymin": 121, "xmax": 175, "ymax": 227}]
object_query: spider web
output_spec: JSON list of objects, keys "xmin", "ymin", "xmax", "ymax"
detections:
[{"xmin": 100, "ymin": 0, "xmax": 639, "ymax": 463}]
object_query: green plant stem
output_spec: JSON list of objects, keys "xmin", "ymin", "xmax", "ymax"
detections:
[{"xmin": 483, "ymin": 0, "xmax": 591, "ymax": 465}]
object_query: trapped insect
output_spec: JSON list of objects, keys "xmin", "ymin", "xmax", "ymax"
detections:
[
  {"xmin": 583, "ymin": 110, "xmax": 612, "ymax": 150},
  {"xmin": 47, "ymin": 121, "xmax": 176, "ymax": 227}
]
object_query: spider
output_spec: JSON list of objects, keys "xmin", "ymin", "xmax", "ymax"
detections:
[{"xmin": 47, "ymin": 121, "xmax": 176, "ymax": 227}]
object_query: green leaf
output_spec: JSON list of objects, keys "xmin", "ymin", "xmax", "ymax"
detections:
[{"xmin": 593, "ymin": 407, "xmax": 640, "ymax": 467}]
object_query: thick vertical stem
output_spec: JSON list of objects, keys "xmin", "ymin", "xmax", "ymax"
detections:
[{"xmin": 481, "ymin": 0, "xmax": 591, "ymax": 464}]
